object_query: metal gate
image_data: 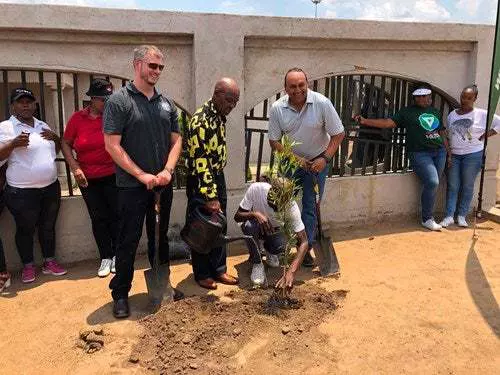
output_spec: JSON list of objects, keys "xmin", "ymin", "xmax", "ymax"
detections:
[
  {"xmin": 1, "ymin": 68, "xmax": 190, "ymax": 195},
  {"xmin": 245, "ymin": 74, "xmax": 459, "ymax": 182}
]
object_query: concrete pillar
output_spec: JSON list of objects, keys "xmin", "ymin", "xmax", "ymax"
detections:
[{"xmin": 192, "ymin": 18, "xmax": 246, "ymax": 191}]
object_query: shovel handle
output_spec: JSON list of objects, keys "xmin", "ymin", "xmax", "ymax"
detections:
[
  {"xmin": 313, "ymin": 175, "xmax": 324, "ymax": 240},
  {"xmin": 152, "ymin": 190, "xmax": 162, "ymax": 270}
]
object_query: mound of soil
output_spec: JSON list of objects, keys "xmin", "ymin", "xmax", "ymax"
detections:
[{"xmin": 130, "ymin": 284, "xmax": 348, "ymax": 374}]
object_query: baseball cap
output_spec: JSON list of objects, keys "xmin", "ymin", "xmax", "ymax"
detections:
[
  {"xmin": 412, "ymin": 88, "xmax": 432, "ymax": 96},
  {"xmin": 10, "ymin": 88, "xmax": 36, "ymax": 103},
  {"xmin": 86, "ymin": 78, "xmax": 113, "ymax": 98}
]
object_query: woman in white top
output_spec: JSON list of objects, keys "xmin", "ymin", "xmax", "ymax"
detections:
[
  {"xmin": 0, "ymin": 88, "xmax": 67, "ymax": 284},
  {"xmin": 440, "ymin": 85, "xmax": 499, "ymax": 227}
]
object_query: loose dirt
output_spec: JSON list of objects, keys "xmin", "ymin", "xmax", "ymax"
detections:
[
  {"xmin": 130, "ymin": 286, "xmax": 347, "ymax": 374},
  {"xmin": 77, "ymin": 326, "xmax": 107, "ymax": 353},
  {"xmin": 1, "ymin": 218, "xmax": 499, "ymax": 374}
]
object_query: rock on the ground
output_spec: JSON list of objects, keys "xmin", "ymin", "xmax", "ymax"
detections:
[
  {"xmin": 129, "ymin": 355, "xmax": 140, "ymax": 364},
  {"xmin": 76, "ymin": 339, "xmax": 86, "ymax": 349},
  {"xmin": 86, "ymin": 342, "xmax": 102, "ymax": 354},
  {"xmin": 282, "ymin": 326, "xmax": 291, "ymax": 335},
  {"xmin": 233, "ymin": 328, "xmax": 242, "ymax": 336},
  {"xmin": 86, "ymin": 333, "xmax": 104, "ymax": 345},
  {"xmin": 79, "ymin": 329, "xmax": 92, "ymax": 340}
]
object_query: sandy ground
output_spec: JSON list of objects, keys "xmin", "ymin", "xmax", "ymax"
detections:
[{"xmin": 0, "ymin": 219, "xmax": 499, "ymax": 375}]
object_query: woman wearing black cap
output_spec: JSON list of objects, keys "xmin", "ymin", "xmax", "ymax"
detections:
[
  {"xmin": 0, "ymin": 88, "xmax": 66, "ymax": 284},
  {"xmin": 61, "ymin": 78, "xmax": 118, "ymax": 277},
  {"xmin": 354, "ymin": 83, "xmax": 451, "ymax": 231}
]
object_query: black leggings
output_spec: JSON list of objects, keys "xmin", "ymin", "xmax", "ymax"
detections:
[
  {"xmin": 5, "ymin": 181, "xmax": 61, "ymax": 265},
  {"xmin": 80, "ymin": 174, "xmax": 118, "ymax": 260},
  {"xmin": 0, "ymin": 190, "xmax": 6, "ymax": 272}
]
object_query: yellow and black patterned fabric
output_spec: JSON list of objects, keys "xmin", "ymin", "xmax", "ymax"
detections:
[{"xmin": 186, "ymin": 99, "xmax": 227, "ymax": 200}]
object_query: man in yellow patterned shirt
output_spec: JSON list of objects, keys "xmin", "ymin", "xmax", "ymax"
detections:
[{"xmin": 185, "ymin": 78, "xmax": 240, "ymax": 290}]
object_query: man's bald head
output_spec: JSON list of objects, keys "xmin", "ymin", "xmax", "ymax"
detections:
[
  {"xmin": 214, "ymin": 78, "xmax": 239, "ymax": 96},
  {"xmin": 212, "ymin": 78, "xmax": 240, "ymax": 116}
]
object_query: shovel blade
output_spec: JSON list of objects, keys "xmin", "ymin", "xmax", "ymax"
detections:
[
  {"xmin": 144, "ymin": 265, "xmax": 174, "ymax": 312},
  {"xmin": 314, "ymin": 236, "xmax": 340, "ymax": 277}
]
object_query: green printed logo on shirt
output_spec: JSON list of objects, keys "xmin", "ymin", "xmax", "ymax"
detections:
[{"xmin": 418, "ymin": 113, "xmax": 440, "ymax": 131}]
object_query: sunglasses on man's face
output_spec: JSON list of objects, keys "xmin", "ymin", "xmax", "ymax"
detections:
[{"xmin": 147, "ymin": 63, "xmax": 165, "ymax": 71}]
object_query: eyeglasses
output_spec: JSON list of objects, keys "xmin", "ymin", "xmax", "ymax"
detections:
[{"xmin": 147, "ymin": 63, "xmax": 165, "ymax": 71}]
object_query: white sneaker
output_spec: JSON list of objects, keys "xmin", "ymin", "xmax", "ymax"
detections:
[
  {"xmin": 110, "ymin": 256, "xmax": 116, "ymax": 274},
  {"xmin": 250, "ymin": 263, "xmax": 266, "ymax": 286},
  {"xmin": 97, "ymin": 259, "xmax": 112, "ymax": 277},
  {"xmin": 265, "ymin": 252, "xmax": 280, "ymax": 268},
  {"xmin": 439, "ymin": 216, "xmax": 454, "ymax": 228},
  {"xmin": 457, "ymin": 216, "xmax": 469, "ymax": 227},
  {"xmin": 422, "ymin": 219, "xmax": 442, "ymax": 231}
]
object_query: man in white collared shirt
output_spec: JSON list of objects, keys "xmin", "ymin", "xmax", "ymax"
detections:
[
  {"xmin": 0, "ymin": 88, "xmax": 67, "ymax": 284},
  {"xmin": 268, "ymin": 68, "xmax": 345, "ymax": 266}
]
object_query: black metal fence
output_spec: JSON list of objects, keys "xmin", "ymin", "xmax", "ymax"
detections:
[
  {"xmin": 245, "ymin": 74, "xmax": 459, "ymax": 182},
  {"xmin": 1, "ymin": 68, "xmax": 190, "ymax": 195}
]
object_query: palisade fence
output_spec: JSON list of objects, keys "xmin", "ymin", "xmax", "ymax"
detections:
[
  {"xmin": 245, "ymin": 74, "xmax": 459, "ymax": 182},
  {"xmin": 0, "ymin": 68, "xmax": 190, "ymax": 196}
]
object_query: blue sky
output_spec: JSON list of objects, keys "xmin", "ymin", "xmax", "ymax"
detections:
[{"xmin": 1, "ymin": 0, "xmax": 498, "ymax": 24}]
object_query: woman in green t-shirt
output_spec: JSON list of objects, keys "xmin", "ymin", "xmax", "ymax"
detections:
[{"xmin": 354, "ymin": 84, "xmax": 450, "ymax": 231}]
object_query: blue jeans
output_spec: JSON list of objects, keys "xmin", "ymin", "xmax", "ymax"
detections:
[
  {"xmin": 293, "ymin": 165, "xmax": 328, "ymax": 246},
  {"xmin": 445, "ymin": 151, "xmax": 483, "ymax": 217},
  {"xmin": 241, "ymin": 219, "xmax": 285, "ymax": 264},
  {"xmin": 409, "ymin": 148, "xmax": 446, "ymax": 222}
]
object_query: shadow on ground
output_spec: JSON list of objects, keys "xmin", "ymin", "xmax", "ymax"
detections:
[
  {"xmin": 86, "ymin": 292, "xmax": 151, "ymax": 325},
  {"xmin": 466, "ymin": 237, "xmax": 500, "ymax": 338}
]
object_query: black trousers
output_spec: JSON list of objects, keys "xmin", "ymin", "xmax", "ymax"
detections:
[
  {"xmin": 0, "ymin": 190, "xmax": 6, "ymax": 272},
  {"xmin": 109, "ymin": 184, "xmax": 173, "ymax": 300},
  {"xmin": 80, "ymin": 174, "xmax": 118, "ymax": 260},
  {"xmin": 145, "ymin": 183, "xmax": 173, "ymax": 267},
  {"xmin": 186, "ymin": 172, "xmax": 227, "ymax": 281},
  {"xmin": 4, "ymin": 181, "xmax": 61, "ymax": 265}
]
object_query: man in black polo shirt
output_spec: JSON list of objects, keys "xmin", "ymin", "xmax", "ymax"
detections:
[{"xmin": 103, "ymin": 45, "xmax": 182, "ymax": 318}]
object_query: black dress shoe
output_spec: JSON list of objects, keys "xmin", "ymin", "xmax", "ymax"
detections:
[
  {"xmin": 302, "ymin": 250, "xmax": 315, "ymax": 267},
  {"xmin": 173, "ymin": 288, "xmax": 185, "ymax": 301},
  {"xmin": 113, "ymin": 298, "xmax": 130, "ymax": 319}
]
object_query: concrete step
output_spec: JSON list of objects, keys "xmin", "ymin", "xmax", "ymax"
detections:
[{"xmin": 482, "ymin": 206, "xmax": 500, "ymax": 224}]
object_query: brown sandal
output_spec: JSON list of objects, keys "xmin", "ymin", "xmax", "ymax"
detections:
[{"xmin": 0, "ymin": 271, "xmax": 11, "ymax": 292}]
